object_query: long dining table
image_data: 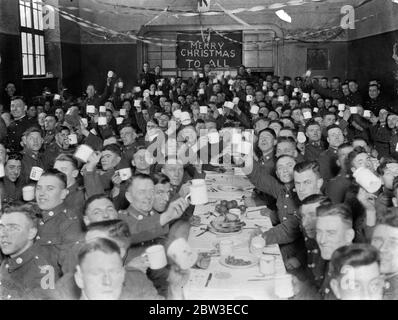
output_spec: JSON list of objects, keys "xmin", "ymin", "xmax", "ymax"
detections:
[{"xmin": 184, "ymin": 168, "xmax": 287, "ymax": 300}]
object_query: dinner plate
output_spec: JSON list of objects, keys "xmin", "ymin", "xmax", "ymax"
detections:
[
  {"xmin": 209, "ymin": 221, "xmax": 243, "ymax": 235},
  {"xmin": 219, "ymin": 255, "xmax": 258, "ymax": 269},
  {"xmin": 215, "ymin": 185, "xmax": 252, "ymax": 192}
]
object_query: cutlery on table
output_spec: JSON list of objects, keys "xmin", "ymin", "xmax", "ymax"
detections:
[
  {"xmin": 196, "ymin": 227, "xmax": 210, "ymax": 237},
  {"xmin": 205, "ymin": 273, "xmax": 213, "ymax": 287}
]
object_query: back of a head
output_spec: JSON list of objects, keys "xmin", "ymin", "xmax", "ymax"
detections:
[
  {"xmin": 329, "ymin": 243, "xmax": 380, "ymax": 280},
  {"xmin": 86, "ymin": 219, "xmax": 131, "ymax": 250}
]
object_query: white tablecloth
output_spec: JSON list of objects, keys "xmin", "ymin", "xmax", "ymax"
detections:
[{"xmin": 184, "ymin": 172, "xmax": 287, "ymax": 300}]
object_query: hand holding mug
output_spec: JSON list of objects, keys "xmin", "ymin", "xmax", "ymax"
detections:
[
  {"xmin": 111, "ymin": 171, "xmax": 123, "ymax": 186},
  {"xmin": 86, "ymin": 151, "xmax": 101, "ymax": 172},
  {"xmin": 126, "ymin": 255, "xmax": 149, "ymax": 273},
  {"xmin": 178, "ymin": 182, "xmax": 191, "ymax": 198}
]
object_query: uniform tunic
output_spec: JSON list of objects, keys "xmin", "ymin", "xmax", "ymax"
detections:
[
  {"xmin": 0, "ymin": 243, "xmax": 60, "ymax": 298},
  {"xmin": 36, "ymin": 203, "xmax": 84, "ymax": 272}
]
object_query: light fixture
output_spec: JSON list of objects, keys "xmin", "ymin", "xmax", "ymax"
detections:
[{"xmin": 275, "ymin": 9, "xmax": 292, "ymax": 23}]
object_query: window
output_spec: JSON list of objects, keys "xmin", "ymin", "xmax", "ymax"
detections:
[
  {"xmin": 243, "ymin": 32, "xmax": 275, "ymax": 70},
  {"xmin": 19, "ymin": 0, "xmax": 46, "ymax": 77},
  {"xmin": 145, "ymin": 33, "xmax": 177, "ymax": 77}
]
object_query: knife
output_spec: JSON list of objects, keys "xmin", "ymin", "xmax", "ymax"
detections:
[
  {"xmin": 196, "ymin": 227, "xmax": 209, "ymax": 237},
  {"xmin": 205, "ymin": 273, "xmax": 213, "ymax": 287}
]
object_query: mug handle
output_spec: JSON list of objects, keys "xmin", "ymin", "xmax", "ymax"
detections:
[{"xmin": 185, "ymin": 193, "xmax": 191, "ymax": 203}]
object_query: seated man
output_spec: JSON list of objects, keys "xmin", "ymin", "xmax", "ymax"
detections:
[
  {"xmin": 53, "ymin": 154, "xmax": 85, "ymax": 217},
  {"xmin": 119, "ymin": 124, "xmax": 139, "ymax": 167},
  {"xmin": 20, "ymin": 127, "xmax": 45, "ymax": 184},
  {"xmin": 119, "ymin": 174, "xmax": 188, "ymax": 251},
  {"xmin": 315, "ymin": 203, "xmax": 355, "ymax": 299},
  {"xmin": 1, "ymin": 153, "xmax": 23, "ymax": 203},
  {"xmin": 371, "ymin": 208, "xmax": 398, "ymax": 300},
  {"xmin": 35, "ymin": 169, "xmax": 84, "ymax": 273},
  {"xmin": 83, "ymin": 144, "xmax": 123, "ymax": 198},
  {"xmin": 299, "ymin": 194, "xmax": 331, "ymax": 289},
  {"xmin": 43, "ymin": 126, "xmax": 74, "ymax": 170},
  {"xmin": 329, "ymin": 244, "xmax": 384, "ymax": 300},
  {"xmin": 0, "ymin": 203, "xmax": 60, "ymax": 298},
  {"xmin": 49, "ymin": 220, "xmax": 165, "ymax": 300}
]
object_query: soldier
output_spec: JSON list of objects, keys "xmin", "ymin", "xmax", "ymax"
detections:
[
  {"xmin": 35, "ymin": 169, "xmax": 84, "ymax": 272},
  {"xmin": 0, "ymin": 153, "xmax": 23, "ymax": 204},
  {"xmin": 7, "ymin": 97, "xmax": 38, "ymax": 153},
  {"xmin": 43, "ymin": 126, "xmax": 74, "ymax": 170},
  {"xmin": 315, "ymin": 203, "xmax": 355, "ymax": 299},
  {"xmin": 318, "ymin": 125, "xmax": 345, "ymax": 181},
  {"xmin": 329, "ymin": 244, "xmax": 384, "ymax": 300},
  {"xmin": 53, "ymin": 154, "xmax": 85, "ymax": 217},
  {"xmin": 43, "ymin": 114, "xmax": 57, "ymax": 149},
  {"xmin": 371, "ymin": 208, "xmax": 398, "ymax": 300},
  {"xmin": 20, "ymin": 127, "xmax": 45, "ymax": 184},
  {"xmin": 299, "ymin": 194, "xmax": 331, "ymax": 289},
  {"xmin": 119, "ymin": 124, "xmax": 139, "ymax": 167},
  {"xmin": 303, "ymin": 120, "xmax": 326, "ymax": 162},
  {"xmin": 324, "ymin": 143, "xmax": 354, "ymax": 203},
  {"xmin": 0, "ymin": 203, "xmax": 60, "ymax": 298}
]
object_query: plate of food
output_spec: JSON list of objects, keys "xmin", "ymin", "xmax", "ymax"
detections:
[
  {"xmin": 219, "ymin": 255, "xmax": 258, "ymax": 269},
  {"xmin": 209, "ymin": 214, "xmax": 245, "ymax": 234}
]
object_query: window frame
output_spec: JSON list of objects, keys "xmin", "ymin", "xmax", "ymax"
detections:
[{"xmin": 19, "ymin": 0, "xmax": 46, "ymax": 78}]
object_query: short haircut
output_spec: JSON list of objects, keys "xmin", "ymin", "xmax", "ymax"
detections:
[
  {"xmin": 294, "ymin": 160, "xmax": 321, "ymax": 178},
  {"xmin": 6, "ymin": 153, "xmax": 22, "ymax": 162},
  {"xmin": 40, "ymin": 168, "xmax": 67, "ymax": 188},
  {"xmin": 87, "ymin": 219, "xmax": 131, "ymax": 249},
  {"xmin": 55, "ymin": 126, "xmax": 70, "ymax": 134},
  {"xmin": 345, "ymin": 146, "xmax": 368, "ymax": 173},
  {"xmin": 329, "ymin": 244, "xmax": 380, "ymax": 280},
  {"xmin": 152, "ymin": 172, "xmax": 170, "ymax": 185},
  {"xmin": 77, "ymin": 238, "xmax": 121, "ymax": 266},
  {"xmin": 23, "ymin": 126, "xmax": 42, "ymax": 138},
  {"xmin": 102, "ymin": 143, "xmax": 122, "ymax": 157},
  {"xmin": 84, "ymin": 194, "xmax": 113, "ymax": 216},
  {"xmin": 338, "ymin": 142, "xmax": 353, "ymax": 152},
  {"xmin": 305, "ymin": 120, "xmax": 321, "ymax": 131},
  {"xmin": 55, "ymin": 153, "xmax": 79, "ymax": 170},
  {"xmin": 2, "ymin": 202, "xmax": 41, "ymax": 229},
  {"xmin": 276, "ymin": 154, "xmax": 296, "ymax": 166},
  {"xmin": 316, "ymin": 203, "xmax": 353, "ymax": 228},
  {"xmin": 128, "ymin": 173, "xmax": 154, "ymax": 190},
  {"xmin": 326, "ymin": 124, "xmax": 342, "ymax": 136},
  {"xmin": 277, "ymin": 136, "xmax": 296, "ymax": 145},
  {"xmin": 301, "ymin": 194, "xmax": 331, "ymax": 207},
  {"xmin": 377, "ymin": 157, "xmax": 398, "ymax": 176},
  {"xmin": 120, "ymin": 123, "xmax": 136, "ymax": 132},
  {"xmin": 257, "ymin": 128, "xmax": 276, "ymax": 140},
  {"xmin": 377, "ymin": 207, "xmax": 398, "ymax": 228},
  {"xmin": 268, "ymin": 120, "xmax": 283, "ymax": 128}
]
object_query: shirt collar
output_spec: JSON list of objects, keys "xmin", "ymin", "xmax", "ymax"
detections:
[
  {"xmin": 127, "ymin": 205, "xmax": 154, "ymax": 219},
  {"xmin": 4, "ymin": 243, "xmax": 37, "ymax": 272},
  {"xmin": 41, "ymin": 202, "xmax": 67, "ymax": 222}
]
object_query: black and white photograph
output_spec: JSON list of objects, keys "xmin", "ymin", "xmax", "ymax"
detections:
[{"xmin": 0, "ymin": 0, "xmax": 398, "ymax": 305}]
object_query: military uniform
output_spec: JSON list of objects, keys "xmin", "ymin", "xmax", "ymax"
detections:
[
  {"xmin": 303, "ymin": 235, "xmax": 327, "ymax": 290},
  {"xmin": 42, "ymin": 141, "xmax": 75, "ymax": 170},
  {"xmin": 304, "ymin": 141, "xmax": 326, "ymax": 162},
  {"xmin": 6, "ymin": 116, "xmax": 38, "ymax": 152},
  {"xmin": 318, "ymin": 262, "xmax": 336, "ymax": 300},
  {"xmin": 324, "ymin": 172, "xmax": 352, "ymax": 204},
  {"xmin": 0, "ymin": 243, "xmax": 60, "ymax": 299},
  {"xmin": 64, "ymin": 183, "xmax": 86, "ymax": 218},
  {"xmin": 37, "ymin": 203, "xmax": 84, "ymax": 272},
  {"xmin": 248, "ymin": 159, "xmax": 306, "ymax": 266},
  {"xmin": 120, "ymin": 142, "xmax": 139, "ymax": 168},
  {"xmin": 0, "ymin": 176, "xmax": 23, "ymax": 204},
  {"xmin": 383, "ymin": 273, "xmax": 398, "ymax": 300},
  {"xmin": 370, "ymin": 123, "xmax": 392, "ymax": 159},
  {"xmin": 251, "ymin": 154, "xmax": 277, "ymax": 210},
  {"xmin": 318, "ymin": 147, "xmax": 339, "ymax": 181},
  {"xmin": 43, "ymin": 130, "xmax": 56, "ymax": 150},
  {"xmin": 20, "ymin": 149, "xmax": 45, "ymax": 184}
]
